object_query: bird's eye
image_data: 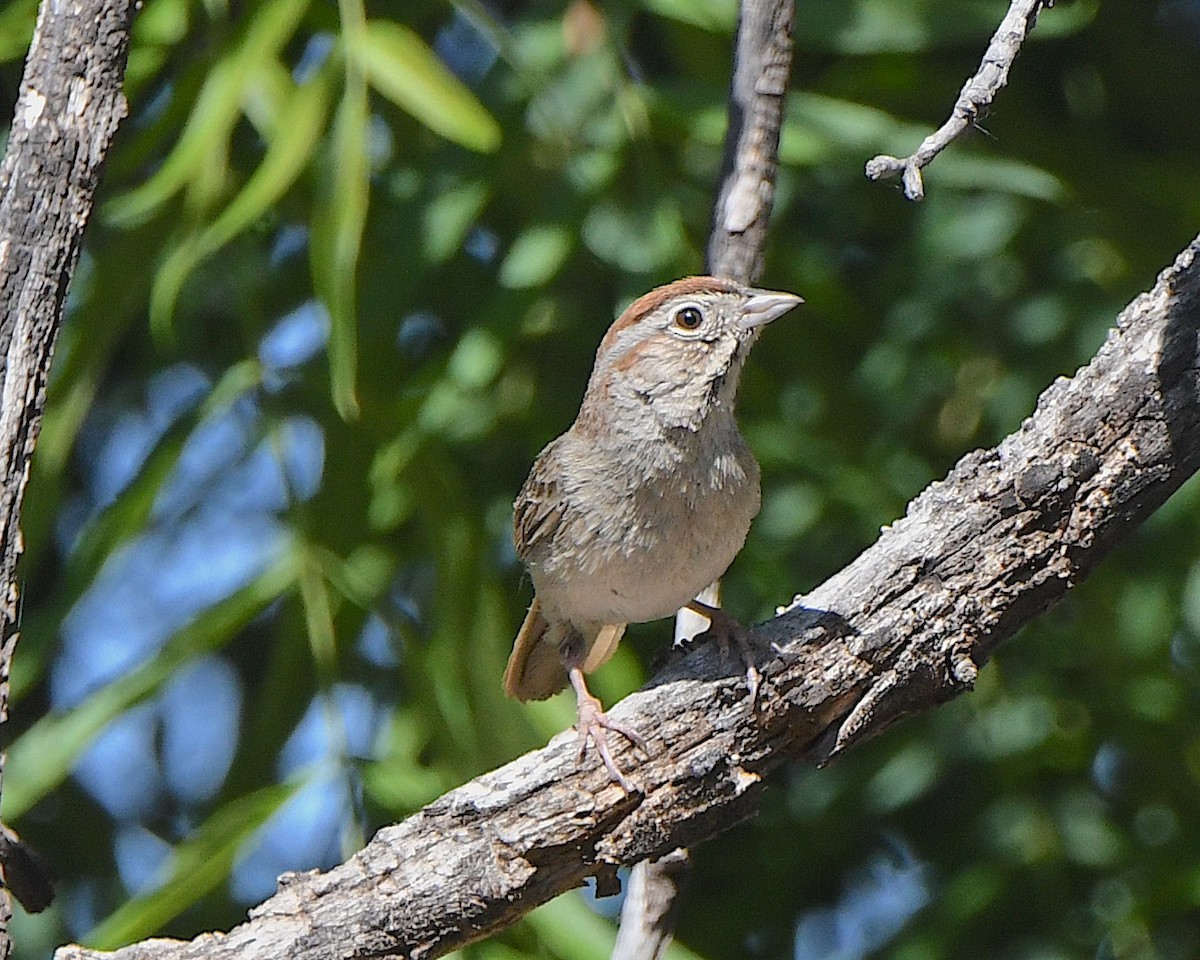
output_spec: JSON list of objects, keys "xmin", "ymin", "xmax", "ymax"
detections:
[{"xmin": 674, "ymin": 306, "xmax": 704, "ymax": 330}]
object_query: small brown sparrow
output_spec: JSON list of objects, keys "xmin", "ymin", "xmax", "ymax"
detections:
[{"xmin": 503, "ymin": 276, "xmax": 803, "ymax": 787}]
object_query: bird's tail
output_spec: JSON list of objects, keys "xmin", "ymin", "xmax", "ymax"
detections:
[{"xmin": 503, "ymin": 599, "xmax": 626, "ymax": 701}]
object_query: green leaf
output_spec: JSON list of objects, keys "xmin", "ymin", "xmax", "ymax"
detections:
[
  {"xmin": 311, "ymin": 62, "xmax": 370, "ymax": 421},
  {"xmin": 106, "ymin": 0, "xmax": 312, "ymax": 226},
  {"xmin": 355, "ymin": 20, "xmax": 502, "ymax": 153},
  {"xmin": 105, "ymin": 58, "xmax": 244, "ymax": 227},
  {"xmin": 641, "ymin": 0, "xmax": 736, "ymax": 32},
  {"xmin": 0, "ymin": 0, "xmax": 36, "ymax": 62},
  {"xmin": 498, "ymin": 224, "xmax": 572, "ymax": 289},
  {"xmin": 422, "ymin": 180, "xmax": 489, "ymax": 263},
  {"xmin": 85, "ymin": 780, "xmax": 301, "ymax": 949},
  {"xmin": 796, "ymin": 0, "xmax": 1097, "ymax": 54},
  {"xmin": 3, "ymin": 555, "xmax": 299, "ymax": 818},
  {"xmin": 150, "ymin": 75, "xmax": 330, "ymax": 341},
  {"xmin": 299, "ymin": 550, "xmax": 339, "ymax": 679},
  {"xmin": 581, "ymin": 197, "xmax": 684, "ymax": 272},
  {"xmin": 528, "ymin": 893, "xmax": 708, "ymax": 960},
  {"xmin": 133, "ymin": 0, "xmax": 190, "ymax": 46}
]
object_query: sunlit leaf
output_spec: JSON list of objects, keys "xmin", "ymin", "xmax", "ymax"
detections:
[
  {"xmin": 422, "ymin": 180, "xmax": 489, "ymax": 264},
  {"xmin": 150, "ymin": 76, "xmax": 330, "ymax": 341},
  {"xmin": 105, "ymin": 58, "xmax": 244, "ymax": 227},
  {"xmin": 498, "ymin": 224, "xmax": 572, "ymax": 289},
  {"xmin": 106, "ymin": 0, "xmax": 311, "ymax": 226},
  {"xmin": 0, "ymin": 0, "xmax": 36, "ymax": 62},
  {"xmin": 355, "ymin": 20, "xmax": 502, "ymax": 153},
  {"xmin": 133, "ymin": 0, "xmax": 190, "ymax": 46},
  {"xmin": 311, "ymin": 59, "xmax": 369, "ymax": 421},
  {"xmin": 641, "ymin": 0, "xmax": 735, "ymax": 32},
  {"xmin": 299, "ymin": 550, "xmax": 339, "ymax": 678}
]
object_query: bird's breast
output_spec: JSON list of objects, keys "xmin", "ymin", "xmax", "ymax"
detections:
[{"xmin": 529, "ymin": 423, "xmax": 761, "ymax": 627}]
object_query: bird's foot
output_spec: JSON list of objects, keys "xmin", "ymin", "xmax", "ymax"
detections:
[
  {"xmin": 569, "ymin": 668, "xmax": 646, "ymax": 790},
  {"xmin": 686, "ymin": 600, "xmax": 761, "ymax": 704}
]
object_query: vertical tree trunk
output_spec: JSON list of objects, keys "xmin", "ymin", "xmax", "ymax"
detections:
[{"xmin": 0, "ymin": 0, "xmax": 136, "ymax": 949}]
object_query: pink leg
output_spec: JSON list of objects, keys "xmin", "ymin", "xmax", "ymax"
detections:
[
  {"xmin": 686, "ymin": 600, "xmax": 760, "ymax": 703},
  {"xmin": 568, "ymin": 666, "xmax": 647, "ymax": 790}
]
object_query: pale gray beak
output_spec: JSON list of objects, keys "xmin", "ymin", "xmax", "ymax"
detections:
[{"xmin": 738, "ymin": 289, "xmax": 804, "ymax": 329}]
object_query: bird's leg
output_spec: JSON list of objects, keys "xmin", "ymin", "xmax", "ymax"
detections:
[
  {"xmin": 561, "ymin": 633, "xmax": 646, "ymax": 789},
  {"xmin": 686, "ymin": 600, "xmax": 760, "ymax": 703}
]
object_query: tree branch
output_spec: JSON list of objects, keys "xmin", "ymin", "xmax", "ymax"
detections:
[
  {"xmin": 57, "ymin": 233, "xmax": 1200, "ymax": 960},
  {"xmin": 705, "ymin": 0, "xmax": 794, "ymax": 279},
  {"xmin": 612, "ymin": 849, "xmax": 690, "ymax": 960},
  {"xmin": 0, "ymin": 0, "xmax": 136, "ymax": 945},
  {"xmin": 865, "ymin": 0, "xmax": 1052, "ymax": 199}
]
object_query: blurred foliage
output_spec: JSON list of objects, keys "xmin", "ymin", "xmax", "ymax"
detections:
[{"xmin": 1, "ymin": 0, "xmax": 1200, "ymax": 958}]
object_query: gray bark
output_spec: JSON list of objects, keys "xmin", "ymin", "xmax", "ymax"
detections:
[
  {"xmin": 0, "ymin": 0, "xmax": 136, "ymax": 947},
  {"xmin": 865, "ymin": 0, "xmax": 1052, "ymax": 199},
  {"xmin": 57, "ymin": 234, "xmax": 1200, "ymax": 960},
  {"xmin": 706, "ymin": 0, "xmax": 795, "ymax": 280}
]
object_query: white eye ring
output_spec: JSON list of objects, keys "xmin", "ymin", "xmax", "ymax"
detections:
[{"xmin": 671, "ymin": 304, "xmax": 705, "ymax": 335}]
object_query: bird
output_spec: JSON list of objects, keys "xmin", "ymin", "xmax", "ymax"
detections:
[{"xmin": 503, "ymin": 275, "xmax": 802, "ymax": 787}]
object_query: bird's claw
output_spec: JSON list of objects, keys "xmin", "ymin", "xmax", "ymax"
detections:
[
  {"xmin": 575, "ymin": 696, "xmax": 646, "ymax": 790},
  {"xmin": 569, "ymin": 667, "xmax": 646, "ymax": 790}
]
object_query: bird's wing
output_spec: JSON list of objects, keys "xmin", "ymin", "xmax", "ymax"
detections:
[{"xmin": 513, "ymin": 451, "xmax": 567, "ymax": 560}]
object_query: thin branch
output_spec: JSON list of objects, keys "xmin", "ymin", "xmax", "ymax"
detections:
[
  {"xmin": 706, "ymin": 0, "xmax": 795, "ymax": 280},
  {"xmin": 612, "ymin": 850, "xmax": 691, "ymax": 960},
  {"xmin": 0, "ymin": 0, "xmax": 136, "ymax": 947},
  {"xmin": 56, "ymin": 233, "xmax": 1200, "ymax": 960},
  {"xmin": 865, "ymin": 0, "xmax": 1052, "ymax": 200}
]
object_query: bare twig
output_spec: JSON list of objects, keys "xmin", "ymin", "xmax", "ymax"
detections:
[
  {"xmin": 0, "ymin": 0, "xmax": 135, "ymax": 950},
  {"xmin": 865, "ymin": 0, "xmax": 1052, "ymax": 199},
  {"xmin": 56, "ymin": 233, "xmax": 1200, "ymax": 960}
]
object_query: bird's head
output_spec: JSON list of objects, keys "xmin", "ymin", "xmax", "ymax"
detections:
[{"xmin": 580, "ymin": 276, "xmax": 803, "ymax": 433}]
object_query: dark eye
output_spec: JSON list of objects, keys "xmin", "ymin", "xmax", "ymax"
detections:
[{"xmin": 674, "ymin": 306, "xmax": 703, "ymax": 330}]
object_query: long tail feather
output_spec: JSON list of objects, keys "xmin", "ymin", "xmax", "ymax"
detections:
[{"xmin": 503, "ymin": 599, "xmax": 567, "ymax": 701}]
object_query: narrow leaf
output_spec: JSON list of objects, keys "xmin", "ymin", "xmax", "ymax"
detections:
[
  {"xmin": 149, "ymin": 76, "xmax": 330, "ymax": 341},
  {"xmin": 356, "ymin": 20, "xmax": 501, "ymax": 153},
  {"xmin": 311, "ymin": 71, "xmax": 369, "ymax": 420},
  {"xmin": 299, "ymin": 551, "xmax": 339, "ymax": 679},
  {"xmin": 84, "ymin": 781, "xmax": 300, "ymax": 949}
]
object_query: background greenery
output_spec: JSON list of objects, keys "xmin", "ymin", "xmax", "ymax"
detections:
[{"xmin": 2, "ymin": 0, "xmax": 1200, "ymax": 957}]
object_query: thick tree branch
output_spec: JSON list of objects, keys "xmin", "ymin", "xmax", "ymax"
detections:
[
  {"xmin": 865, "ymin": 0, "xmax": 1052, "ymax": 199},
  {"xmin": 58, "ymin": 233, "xmax": 1200, "ymax": 960},
  {"xmin": 0, "ymin": 0, "xmax": 135, "ymax": 944}
]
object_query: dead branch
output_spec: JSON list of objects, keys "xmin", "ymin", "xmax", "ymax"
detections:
[{"xmin": 865, "ymin": 0, "xmax": 1053, "ymax": 199}]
